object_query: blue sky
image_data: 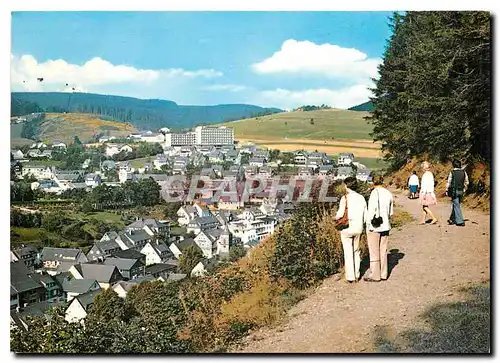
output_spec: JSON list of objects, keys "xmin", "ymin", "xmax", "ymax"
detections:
[{"xmin": 11, "ymin": 11, "xmax": 394, "ymax": 109}]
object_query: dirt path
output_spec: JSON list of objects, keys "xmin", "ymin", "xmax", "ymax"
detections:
[{"xmin": 234, "ymin": 190, "xmax": 490, "ymax": 353}]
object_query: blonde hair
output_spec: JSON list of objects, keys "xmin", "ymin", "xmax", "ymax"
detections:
[{"xmin": 422, "ymin": 161, "xmax": 430, "ymax": 170}]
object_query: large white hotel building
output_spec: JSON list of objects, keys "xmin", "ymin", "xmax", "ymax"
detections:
[{"xmin": 165, "ymin": 126, "xmax": 234, "ymax": 147}]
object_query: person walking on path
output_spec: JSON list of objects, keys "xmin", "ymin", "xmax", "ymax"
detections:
[
  {"xmin": 408, "ymin": 171, "xmax": 419, "ymax": 199},
  {"xmin": 364, "ymin": 175, "xmax": 394, "ymax": 282},
  {"xmin": 446, "ymin": 159, "xmax": 469, "ymax": 227},
  {"xmin": 419, "ymin": 161, "xmax": 439, "ymax": 225},
  {"xmin": 334, "ymin": 177, "xmax": 367, "ymax": 283}
]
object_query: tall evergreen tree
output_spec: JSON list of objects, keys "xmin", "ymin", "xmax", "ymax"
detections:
[{"xmin": 368, "ymin": 11, "xmax": 491, "ymax": 170}]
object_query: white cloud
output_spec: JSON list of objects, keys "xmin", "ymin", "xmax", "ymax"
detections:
[
  {"xmin": 252, "ymin": 39, "xmax": 381, "ymax": 81},
  {"xmin": 203, "ymin": 84, "xmax": 248, "ymax": 92},
  {"xmin": 10, "ymin": 54, "xmax": 222, "ymax": 93},
  {"xmin": 171, "ymin": 69, "xmax": 223, "ymax": 78},
  {"xmin": 254, "ymin": 84, "xmax": 373, "ymax": 110}
]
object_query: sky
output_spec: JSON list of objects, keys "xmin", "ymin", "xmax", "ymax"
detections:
[{"xmin": 11, "ymin": 11, "xmax": 394, "ymax": 110}]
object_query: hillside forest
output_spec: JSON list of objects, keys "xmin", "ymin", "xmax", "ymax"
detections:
[{"xmin": 11, "ymin": 92, "xmax": 282, "ymax": 130}]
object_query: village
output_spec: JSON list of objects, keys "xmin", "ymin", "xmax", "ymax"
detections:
[{"xmin": 10, "ymin": 124, "xmax": 373, "ymax": 330}]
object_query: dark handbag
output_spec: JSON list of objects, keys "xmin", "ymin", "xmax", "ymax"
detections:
[
  {"xmin": 335, "ymin": 195, "xmax": 349, "ymax": 231},
  {"xmin": 371, "ymin": 189, "xmax": 383, "ymax": 228}
]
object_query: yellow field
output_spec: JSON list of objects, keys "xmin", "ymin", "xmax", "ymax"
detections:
[
  {"xmin": 38, "ymin": 113, "xmax": 137, "ymax": 144},
  {"xmin": 239, "ymin": 138, "xmax": 382, "ymax": 158}
]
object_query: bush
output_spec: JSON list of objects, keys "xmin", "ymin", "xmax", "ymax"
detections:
[{"xmin": 229, "ymin": 245, "xmax": 247, "ymax": 262}]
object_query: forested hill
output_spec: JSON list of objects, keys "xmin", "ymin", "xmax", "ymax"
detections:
[
  {"xmin": 11, "ymin": 92, "xmax": 282, "ymax": 130},
  {"xmin": 348, "ymin": 101, "xmax": 373, "ymax": 112}
]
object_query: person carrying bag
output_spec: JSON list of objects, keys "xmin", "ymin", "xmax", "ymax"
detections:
[
  {"xmin": 334, "ymin": 177, "xmax": 367, "ymax": 283},
  {"xmin": 364, "ymin": 174, "xmax": 394, "ymax": 282},
  {"xmin": 446, "ymin": 159, "xmax": 469, "ymax": 226}
]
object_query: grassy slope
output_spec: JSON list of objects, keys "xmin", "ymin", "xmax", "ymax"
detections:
[
  {"xmin": 38, "ymin": 113, "xmax": 138, "ymax": 144},
  {"xmin": 11, "ymin": 210, "xmax": 125, "ymax": 251},
  {"xmin": 11, "ymin": 123, "xmax": 34, "ymax": 147},
  {"xmin": 128, "ymin": 156, "xmax": 154, "ymax": 168},
  {"xmin": 218, "ymin": 109, "xmax": 383, "ymax": 162},
  {"xmin": 219, "ymin": 109, "xmax": 373, "ymax": 141},
  {"xmin": 352, "ymin": 156, "xmax": 389, "ymax": 170}
]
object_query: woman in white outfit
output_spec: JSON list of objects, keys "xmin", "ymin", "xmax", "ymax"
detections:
[
  {"xmin": 364, "ymin": 174, "xmax": 394, "ymax": 282},
  {"xmin": 419, "ymin": 161, "xmax": 438, "ymax": 225},
  {"xmin": 334, "ymin": 177, "xmax": 367, "ymax": 283}
]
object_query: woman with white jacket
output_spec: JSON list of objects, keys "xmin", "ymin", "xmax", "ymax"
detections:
[
  {"xmin": 334, "ymin": 177, "xmax": 367, "ymax": 283},
  {"xmin": 364, "ymin": 174, "xmax": 393, "ymax": 282},
  {"xmin": 419, "ymin": 161, "xmax": 438, "ymax": 225}
]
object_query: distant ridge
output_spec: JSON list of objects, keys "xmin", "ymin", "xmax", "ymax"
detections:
[
  {"xmin": 348, "ymin": 101, "xmax": 373, "ymax": 112},
  {"xmin": 11, "ymin": 92, "xmax": 282, "ymax": 130}
]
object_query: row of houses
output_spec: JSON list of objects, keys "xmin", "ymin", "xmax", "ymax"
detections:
[
  {"xmin": 10, "ymin": 217, "xmax": 200, "ymax": 328},
  {"xmin": 177, "ymin": 199, "xmax": 292, "ymax": 251},
  {"xmin": 16, "ymin": 166, "xmax": 103, "ymax": 193},
  {"xmin": 10, "ymin": 254, "xmax": 185, "ymax": 329}
]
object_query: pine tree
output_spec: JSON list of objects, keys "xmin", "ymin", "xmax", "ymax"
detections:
[{"xmin": 368, "ymin": 11, "xmax": 491, "ymax": 169}]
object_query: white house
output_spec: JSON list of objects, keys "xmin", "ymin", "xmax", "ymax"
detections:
[
  {"xmin": 85, "ymin": 173, "xmax": 102, "ymax": 188},
  {"xmin": 106, "ymin": 144, "xmax": 121, "ymax": 157},
  {"xmin": 227, "ymin": 220, "xmax": 256, "ymax": 245},
  {"xmin": 112, "ymin": 281, "xmax": 133, "ymax": 299},
  {"xmin": 228, "ymin": 216, "xmax": 276, "ymax": 246},
  {"xmin": 318, "ymin": 164, "xmax": 334, "ymax": 176},
  {"xmin": 186, "ymin": 216, "xmax": 220, "ymax": 235},
  {"xmin": 297, "ymin": 166, "xmax": 315, "ymax": 178},
  {"xmin": 27, "ymin": 149, "xmax": 42, "ymax": 158},
  {"xmin": 30, "ymin": 141, "xmax": 47, "ymax": 149},
  {"xmin": 140, "ymin": 241, "xmax": 173, "ymax": 266},
  {"xmin": 11, "ymin": 150, "xmax": 24, "ymax": 160},
  {"xmin": 118, "ymin": 169, "xmax": 136, "ymax": 183},
  {"xmin": 40, "ymin": 149, "xmax": 53, "ymax": 159},
  {"xmin": 140, "ymin": 132, "xmax": 165, "ymax": 143},
  {"xmin": 335, "ymin": 166, "xmax": 355, "ymax": 181},
  {"xmin": 168, "ymin": 238, "xmax": 201, "ymax": 259},
  {"xmin": 194, "ymin": 203, "xmax": 212, "ymax": 218},
  {"xmin": 115, "ymin": 230, "xmax": 152, "ymax": 252},
  {"xmin": 190, "ymin": 258, "xmax": 217, "ymax": 277},
  {"xmin": 31, "ymin": 180, "xmax": 66, "ymax": 194},
  {"xmin": 356, "ymin": 168, "xmax": 371, "ymax": 182},
  {"xmin": 259, "ymin": 201, "xmax": 277, "ymax": 216},
  {"xmin": 177, "ymin": 205, "xmax": 198, "ymax": 226},
  {"xmin": 99, "ymin": 136, "xmax": 116, "ymax": 143},
  {"xmin": 68, "ymin": 264, "xmax": 122, "ymax": 290},
  {"xmin": 64, "ymin": 289, "xmax": 101, "ymax": 323},
  {"xmin": 338, "ymin": 153, "xmax": 355, "ymax": 166},
  {"xmin": 22, "ymin": 165, "xmax": 54, "ymax": 180},
  {"xmin": 106, "ymin": 144, "xmax": 133, "ymax": 157},
  {"xmin": 153, "ymin": 154, "xmax": 169, "ymax": 170},
  {"xmin": 52, "ymin": 141, "xmax": 67, "ymax": 149},
  {"xmin": 194, "ymin": 227, "xmax": 230, "ymax": 258},
  {"xmin": 207, "ymin": 150, "xmax": 224, "ymax": 164},
  {"xmin": 63, "ymin": 278, "xmax": 101, "ymax": 303},
  {"xmin": 294, "ymin": 151, "xmax": 308, "ymax": 164}
]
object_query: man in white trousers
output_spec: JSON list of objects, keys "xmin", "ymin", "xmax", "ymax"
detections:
[{"xmin": 335, "ymin": 177, "xmax": 367, "ymax": 283}]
